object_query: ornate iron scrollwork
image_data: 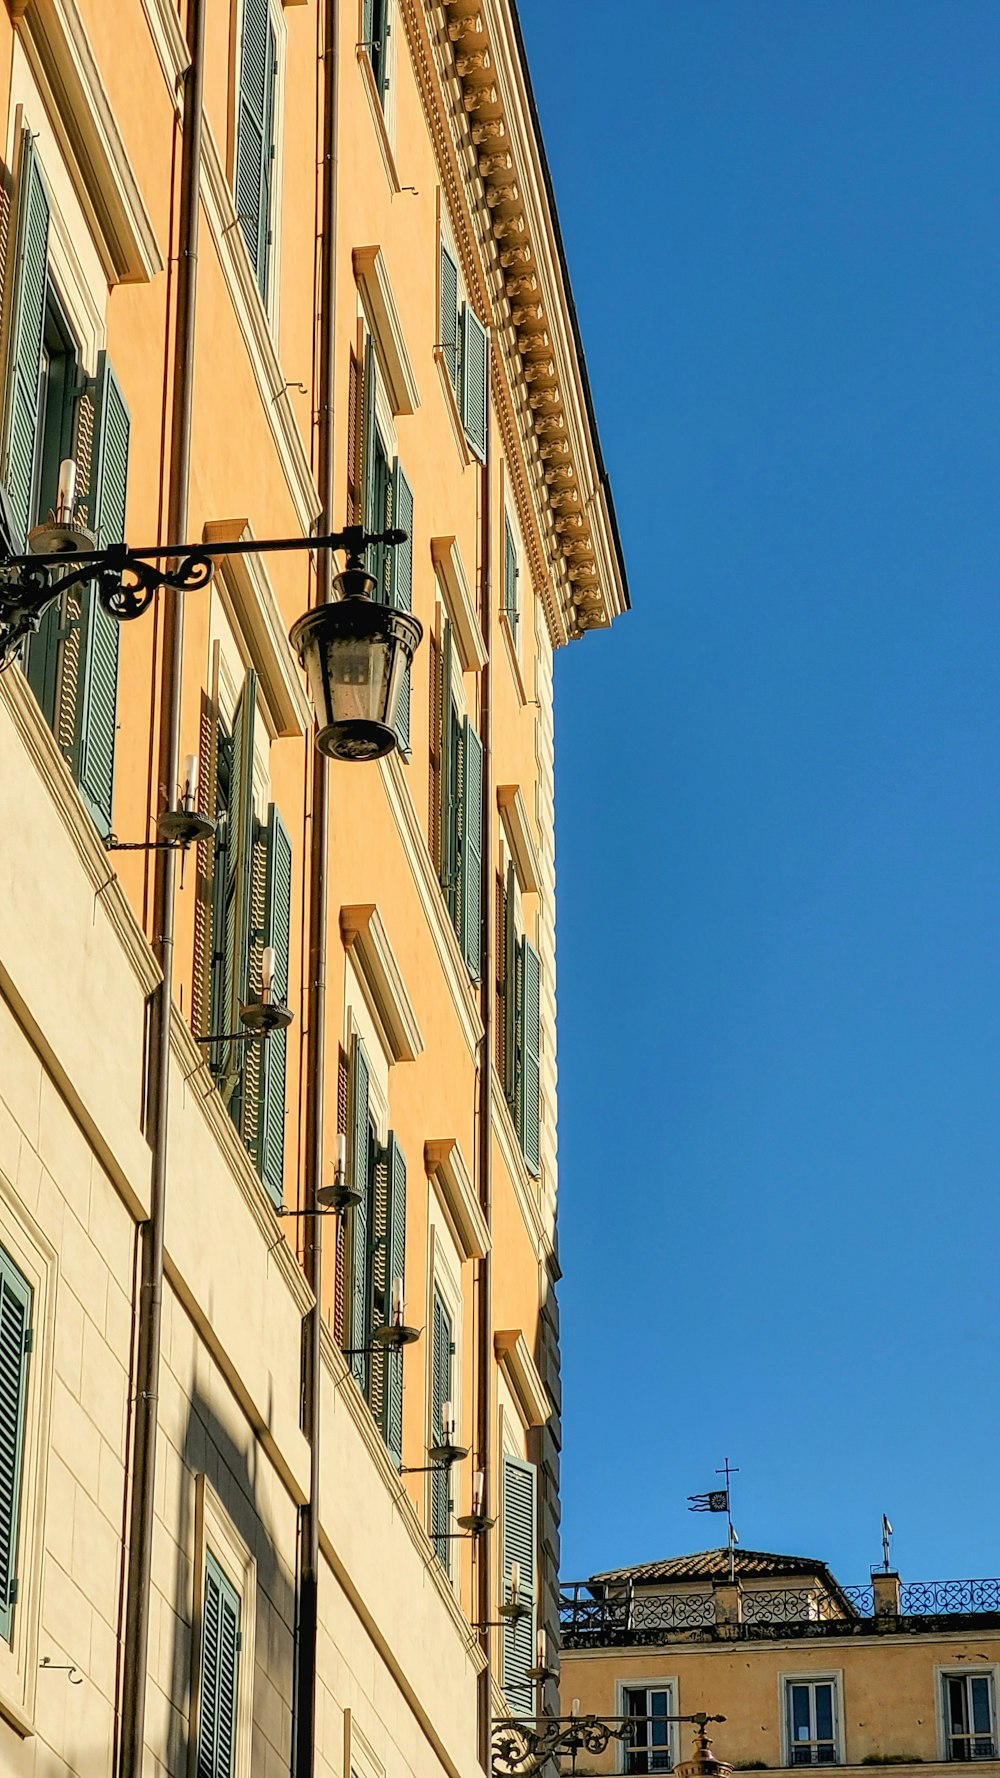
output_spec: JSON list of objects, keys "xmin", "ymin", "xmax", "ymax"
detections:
[{"xmin": 491, "ymin": 1712, "xmax": 727, "ymax": 1778}]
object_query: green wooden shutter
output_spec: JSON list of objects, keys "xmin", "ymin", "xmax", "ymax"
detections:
[
  {"xmin": 222, "ymin": 673, "xmax": 257, "ymax": 1116},
  {"xmin": 3, "ymin": 131, "xmax": 50, "ymax": 549},
  {"xmin": 430, "ymin": 1288, "xmax": 452, "ymax": 1571},
  {"xmin": 349, "ymin": 1035, "xmax": 371, "ymax": 1390},
  {"xmin": 74, "ymin": 354, "xmax": 129, "ymax": 836},
  {"xmin": 0, "ymin": 1250, "xmax": 31, "ymax": 1645},
  {"xmin": 460, "ymin": 717, "xmax": 483, "ymax": 980},
  {"xmin": 439, "ymin": 620, "xmax": 457, "ymax": 906},
  {"xmin": 461, "ymin": 306, "xmax": 488, "ymax": 462},
  {"xmin": 389, "ymin": 459, "xmax": 413, "ymax": 756},
  {"xmin": 503, "ymin": 862, "xmax": 517, "ymax": 1110},
  {"xmin": 362, "ymin": 337, "xmax": 378, "ymax": 570},
  {"xmin": 366, "ymin": 0, "xmax": 389, "ymax": 102},
  {"xmin": 439, "ymin": 243, "xmax": 459, "ymax": 394},
  {"xmin": 381, "ymin": 1134, "xmax": 406, "ymax": 1466},
  {"xmin": 517, "ymin": 937, "xmax": 541, "ymax": 1175},
  {"xmin": 257, "ymin": 803, "xmax": 291, "ymax": 1205},
  {"xmin": 502, "ymin": 1454, "xmax": 537, "ymax": 1717},
  {"xmin": 197, "ymin": 1551, "xmax": 241, "ymax": 1778},
  {"xmin": 235, "ymin": 0, "xmax": 276, "ymax": 300},
  {"xmin": 503, "ymin": 515, "xmax": 519, "ymax": 643}
]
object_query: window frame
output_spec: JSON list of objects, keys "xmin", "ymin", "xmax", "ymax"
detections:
[
  {"xmin": 426, "ymin": 1219, "xmax": 463, "ymax": 1588},
  {"xmin": 938, "ymin": 1666, "xmax": 1000, "ymax": 1763},
  {"xmin": 191, "ymin": 1474, "xmax": 257, "ymax": 1778},
  {"xmin": 781, "ymin": 1672, "xmax": 843, "ymax": 1769},
  {"xmin": 617, "ymin": 1679, "xmax": 679, "ymax": 1776},
  {"xmin": 230, "ymin": 0, "xmax": 286, "ymax": 329}
]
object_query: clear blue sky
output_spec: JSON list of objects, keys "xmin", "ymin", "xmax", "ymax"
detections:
[{"xmin": 521, "ymin": 0, "xmax": 1000, "ymax": 1587}]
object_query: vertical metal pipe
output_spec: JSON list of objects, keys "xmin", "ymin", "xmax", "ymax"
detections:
[
  {"xmin": 118, "ymin": 0, "xmax": 204, "ymax": 1773},
  {"xmin": 476, "ymin": 341, "xmax": 494, "ymax": 1770},
  {"xmin": 294, "ymin": 0, "xmax": 338, "ymax": 1769}
]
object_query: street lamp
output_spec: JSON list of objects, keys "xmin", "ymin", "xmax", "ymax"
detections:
[
  {"xmin": 0, "ymin": 494, "xmax": 420, "ymax": 763},
  {"xmin": 490, "ymin": 1710, "xmax": 730, "ymax": 1778}
]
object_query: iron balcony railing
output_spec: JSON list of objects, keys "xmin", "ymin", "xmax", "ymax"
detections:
[{"xmin": 559, "ymin": 1578, "xmax": 1000, "ymax": 1647}]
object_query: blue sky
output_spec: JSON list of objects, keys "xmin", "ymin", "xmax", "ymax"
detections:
[{"xmin": 520, "ymin": 1, "xmax": 1000, "ymax": 1586}]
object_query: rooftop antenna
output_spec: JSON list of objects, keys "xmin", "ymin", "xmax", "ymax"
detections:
[{"xmin": 881, "ymin": 1513, "xmax": 893, "ymax": 1574}]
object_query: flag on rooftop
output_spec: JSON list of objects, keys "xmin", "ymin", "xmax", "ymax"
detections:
[{"xmin": 688, "ymin": 1489, "xmax": 729, "ymax": 1512}]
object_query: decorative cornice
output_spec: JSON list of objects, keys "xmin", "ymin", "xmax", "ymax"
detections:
[
  {"xmin": 431, "ymin": 534, "xmax": 486, "ymax": 671},
  {"xmin": 424, "ymin": 1137, "xmax": 490, "ymax": 1261},
  {"xmin": 400, "ymin": 0, "xmax": 626, "ymax": 644},
  {"xmin": 496, "ymin": 783, "xmax": 540, "ymax": 895},
  {"xmin": 494, "ymin": 1328, "xmax": 552, "ymax": 1430},
  {"xmin": 353, "ymin": 246, "xmax": 421, "ymax": 416},
  {"xmin": 202, "ymin": 519, "xmax": 312, "ymax": 739},
  {"xmin": 340, "ymin": 903, "xmax": 425, "ymax": 1064}
]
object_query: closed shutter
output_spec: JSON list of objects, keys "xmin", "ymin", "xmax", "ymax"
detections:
[
  {"xmin": 257, "ymin": 803, "xmax": 292, "ymax": 1205},
  {"xmin": 222, "ymin": 673, "xmax": 258, "ymax": 1117},
  {"xmin": 348, "ymin": 1035, "xmax": 371, "ymax": 1391},
  {"xmin": 430, "ymin": 1289, "xmax": 452, "ymax": 1571},
  {"xmin": 389, "ymin": 459, "xmax": 413, "ymax": 755},
  {"xmin": 516, "ymin": 937, "xmax": 541, "ymax": 1175},
  {"xmin": 459, "ymin": 716, "xmax": 483, "ymax": 980},
  {"xmin": 381, "ymin": 1134, "xmax": 406, "ymax": 1466},
  {"xmin": 334, "ymin": 1047, "xmax": 350, "ymax": 1344},
  {"xmin": 74, "ymin": 354, "xmax": 129, "ymax": 837},
  {"xmin": 503, "ymin": 861, "xmax": 517, "ymax": 1110},
  {"xmin": 234, "ymin": 0, "xmax": 276, "ymax": 300},
  {"xmin": 347, "ymin": 349, "xmax": 361, "ymax": 522},
  {"xmin": 461, "ymin": 306, "xmax": 488, "ymax": 462},
  {"xmin": 503, "ymin": 515, "xmax": 519, "ymax": 641},
  {"xmin": 502, "ymin": 1454, "xmax": 537, "ymax": 1717},
  {"xmin": 439, "ymin": 242, "xmax": 460, "ymax": 394},
  {"xmin": 365, "ymin": 0, "xmax": 389, "ymax": 102},
  {"xmin": 0, "ymin": 1250, "xmax": 31, "ymax": 1645},
  {"xmin": 361, "ymin": 337, "xmax": 378, "ymax": 573},
  {"xmin": 439, "ymin": 621, "xmax": 457, "ymax": 907},
  {"xmin": 428, "ymin": 627, "xmax": 442, "ymax": 863},
  {"xmin": 2, "ymin": 130, "xmax": 49, "ymax": 549},
  {"xmin": 197, "ymin": 1552, "xmax": 241, "ymax": 1778}
]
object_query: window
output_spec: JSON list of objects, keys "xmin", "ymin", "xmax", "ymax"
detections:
[
  {"xmin": 429, "ymin": 1287, "xmax": 453, "ymax": 1571},
  {"xmin": 359, "ymin": 340, "xmax": 414, "ymax": 754},
  {"xmin": 362, "ymin": 0, "xmax": 390, "ymax": 109},
  {"xmin": 501, "ymin": 1453, "xmax": 537, "ymax": 1717},
  {"xmin": 202, "ymin": 669, "xmax": 292, "ymax": 1205},
  {"xmin": 197, "ymin": 1551, "xmax": 241, "ymax": 1778},
  {"xmin": 234, "ymin": 0, "xmax": 278, "ymax": 304},
  {"xmin": 622, "ymin": 1686, "xmax": 673, "ymax": 1775},
  {"xmin": 503, "ymin": 512, "xmax": 520, "ymax": 650},
  {"xmin": 945, "ymin": 1674, "xmax": 997, "ymax": 1761},
  {"xmin": 432, "ymin": 616, "xmax": 483, "ymax": 978},
  {"xmin": 2, "ymin": 131, "xmax": 131, "ymax": 838},
  {"xmin": 0, "ymin": 1247, "xmax": 32, "ymax": 1647},
  {"xmin": 786, "ymin": 1679, "xmax": 838, "ymax": 1766},
  {"xmin": 344, "ymin": 1034, "xmax": 408, "ymax": 1465},
  {"xmin": 438, "ymin": 238, "xmax": 488, "ymax": 461},
  {"xmin": 497, "ymin": 867, "xmax": 540, "ymax": 1174}
]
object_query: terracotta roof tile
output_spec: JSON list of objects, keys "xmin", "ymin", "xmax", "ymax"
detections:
[{"xmin": 588, "ymin": 1548, "xmax": 838, "ymax": 1586}]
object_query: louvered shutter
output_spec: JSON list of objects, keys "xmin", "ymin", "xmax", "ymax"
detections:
[
  {"xmin": 257, "ymin": 804, "xmax": 291, "ymax": 1205},
  {"xmin": 366, "ymin": 0, "xmax": 389, "ymax": 102},
  {"xmin": 439, "ymin": 621, "xmax": 457, "ymax": 906},
  {"xmin": 234, "ymin": 0, "xmax": 276, "ymax": 300},
  {"xmin": 361, "ymin": 337, "xmax": 378, "ymax": 574},
  {"xmin": 517, "ymin": 937, "xmax": 541, "ymax": 1175},
  {"xmin": 430, "ymin": 1289, "xmax": 452, "ymax": 1571},
  {"xmin": 197, "ymin": 1552, "xmax": 241, "ymax": 1778},
  {"xmin": 461, "ymin": 306, "xmax": 488, "ymax": 462},
  {"xmin": 389, "ymin": 459, "xmax": 413, "ymax": 755},
  {"xmin": 349, "ymin": 1035, "xmax": 371, "ymax": 1390},
  {"xmin": 439, "ymin": 243, "xmax": 460, "ymax": 394},
  {"xmin": 223, "ymin": 673, "xmax": 258, "ymax": 1117},
  {"xmin": 381, "ymin": 1135, "xmax": 406, "ymax": 1466},
  {"xmin": 503, "ymin": 862, "xmax": 517, "ymax": 1110},
  {"xmin": 2, "ymin": 131, "xmax": 49, "ymax": 550},
  {"xmin": 0, "ymin": 1251, "xmax": 30, "ymax": 1645},
  {"xmin": 334, "ymin": 1048, "xmax": 350, "ymax": 1344},
  {"xmin": 502, "ymin": 1454, "xmax": 537, "ymax": 1717},
  {"xmin": 74, "ymin": 355, "xmax": 129, "ymax": 836},
  {"xmin": 503, "ymin": 515, "xmax": 519, "ymax": 640},
  {"xmin": 460, "ymin": 717, "xmax": 483, "ymax": 980}
]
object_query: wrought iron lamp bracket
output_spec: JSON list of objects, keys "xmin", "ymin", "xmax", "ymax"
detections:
[
  {"xmin": 0, "ymin": 522, "xmax": 406, "ymax": 669},
  {"xmin": 490, "ymin": 1711, "xmax": 727, "ymax": 1778}
]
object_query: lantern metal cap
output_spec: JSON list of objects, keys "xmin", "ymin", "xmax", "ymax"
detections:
[
  {"xmin": 373, "ymin": 1322, "xmax": 421, "ymax": 1348},
  {"xmin": 238, "ymin": 999, "xmax": 294, "ymax": 1035},
  {"xmin": 316, "ymin": 1174, "xmax": 362, "ymax": 1211},
  {"xmin": 156, "ymin": 808, "xmax": 217, "ymax": 847}
]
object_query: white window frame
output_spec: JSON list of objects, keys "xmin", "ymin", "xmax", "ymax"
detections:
[
  {"xmin": 191, "ymin": 1474, "xmax": 257, "ymax": 1778},
  {"xmin": 357, "ymin": 0, "xmax": 400, "ymax": 189},
  {"xmin": 937, "ymin": 1665, "xmax": 1000, "ymax": 1763},
  {"xmin": 0, "ymin": 1173, "xmax": 56, "ymax": 1740},
  {"xmin": 502, "ymin": 500, "xmax": 524, "ymax": 663},
  {"xmin": 781, "ymin": 1671, "xmax": 844, "ymax": 1769},
  {"xmin": 426, "ymin": 1217, "xmax": 463, "ymax": 1588},
  {"xmin": 616, "ymin": 1679, "xmax": 679, "ymax": 1776},
  {"xmin": 230, "ymin": 0, "xmax": 287, "ymax": 335}
]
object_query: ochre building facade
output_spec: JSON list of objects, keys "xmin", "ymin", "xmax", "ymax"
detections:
[
  {"xmin": 0, "ymin": 0, "xmax": 627, "ymax": 1773},
  {"xmin": 559, "ymin": 1551, "xmax": 1000, "ymax": 1778}
]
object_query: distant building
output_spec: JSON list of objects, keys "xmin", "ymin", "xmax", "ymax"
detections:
[{"xmin": 559, "ymin": 1548, "xmax": 1000, "ymax": 1776}]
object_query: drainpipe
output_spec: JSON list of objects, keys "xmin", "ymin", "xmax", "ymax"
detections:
[
  {"xmin": 476, "ymin": 340, "xmax": 494, "ymax": 1770},
  {"xmin": 117, "ymin": 0, "xmax": 204, "ymax": 1774},
  {"xmin": 294, "ymin": 0, "xmax": 338, "ymax": 1769}
]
